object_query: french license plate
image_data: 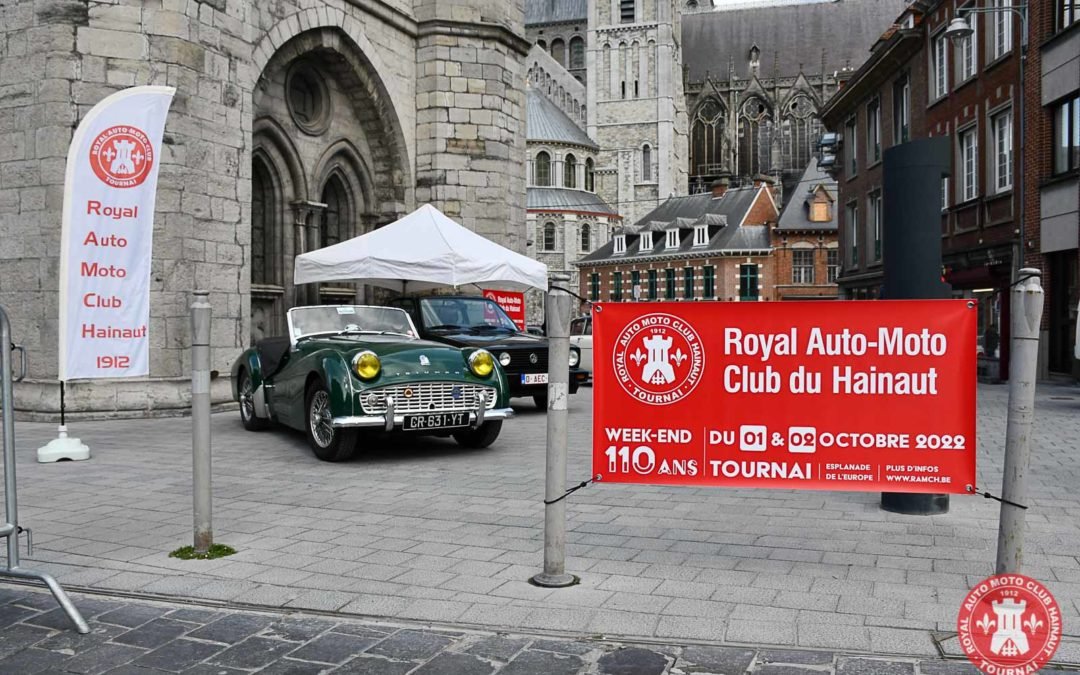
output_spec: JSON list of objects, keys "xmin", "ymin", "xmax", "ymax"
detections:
[
  {"xmin": 403, "ymin": 412, "xmax": 469, "ymax": 431},
  {"xmin": 522, "ymin": 373, "xmax": 548, "ymax": 385}
]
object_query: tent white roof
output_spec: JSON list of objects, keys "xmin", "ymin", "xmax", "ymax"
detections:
[{"xmin": 294, "ymin": 204, "xmax": 548, "ymax": 292}]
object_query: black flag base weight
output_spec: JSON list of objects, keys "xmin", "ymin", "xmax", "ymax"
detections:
[{"xmin": 881, "ymin": 492, "xmax": 949, "ymax": 515}]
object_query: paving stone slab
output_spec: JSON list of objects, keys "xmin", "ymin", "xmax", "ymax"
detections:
[
  {"xmin": 288, "ymin": 631, "xmax": 384, "ymax": 664},
  {"xmin": 412, "ymin": 651, "xmax": 496, "ymax": 675},
  {"xmin": 131, "ymin": 638, "xmax": 225, "ymax": 672},
  {"xmin": 60, "ymin": 642, "xmax": 147, "ymax": 674},
  {"xmin": 596, "ymin": 646, "xmax": 669, "ymax": 675},
  {"xmin": 464, "ymin": 635, "xmax": 531, "ymax": 662},
  {"xmin": 331, "ymin": 653, "xmax": 417, "ymax": 674},
  {"xmin": 756, "ymin": 649, "xmax": 835, "ymax": 665},
  {"xmin": 207, "ymin": 636, "xmax": 299, "ymax": 670},
  {"xmin": 680, "ymin": 645, "xmax": 756, "ymax": 673},
  {"xmin": 366, "ymin": 628, "xmax": 455, "ymax": 661},
  {"xmin": 499, "ymin": 649, "xmax": 585, "ymax": 675},
  {"xmin": 835, "ymin": 656, "xmax": 915, "ymax": 674},
  {"xmin": 186, "ymin": 613, "xmax": 276, "ymax": 643},
  {"xmin": 112, "ymin": 617, "xmax": 192, "ymax": 650}
]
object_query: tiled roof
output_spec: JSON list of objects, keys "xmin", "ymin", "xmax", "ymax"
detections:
[
  {"xmin": 526, "ymin": 87, "xmax": 597, "ymax": 149},
  {"xmin": 681, "ymin": 0, "xmax": 910, "ymax": 82},
  {"xmin": 525, "ymin": 0, "xmax": 588, "ymax": 26},
  {"xmin": 527, "ymin": 187, "xmax": 618, "ymax": 215},
  {"xmin": 578, "ymin": 187, "xmax": 773, "ymax": 264},
  {"xmin": 776, "ymin": 162, "xmax": 839, "ymax": 231}
]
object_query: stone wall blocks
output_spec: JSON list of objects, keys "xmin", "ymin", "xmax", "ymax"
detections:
[
  {"xmin": 77, "ymin": 27, "xmax": 147, "ymax": 60},
  {"xmin": 0, "ymin": 132, "xmax": 28, "ymax": 163},
  {"xmin": 26, "ymin": 25, "xmax": 76, "ymax": 54},
  {"xmin": 144, "ymin": 9, "xmax": 192, "ymax": 39},
  {"xmin": 1, "ymin": 160, "xmax": 40, "ymax": 188},
  {"xmin": 33, "ymin": 126, "xmax": 71, "ymax": 159},
  {"xmin": 0, "ymin": 83, "xmax": 35, "ymax": 110},
  {"xmin": 150, "ymin": 36, "xmax": 206, "ymax": 72}
]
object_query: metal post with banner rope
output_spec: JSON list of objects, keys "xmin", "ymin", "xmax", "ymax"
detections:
[
  {"xmin": 531, "ymin": 275, "xmax": 577, "ymax": 588},
  {"xmin": 0, "ymin": 305, "xmax": 89, "ymax": 633}
]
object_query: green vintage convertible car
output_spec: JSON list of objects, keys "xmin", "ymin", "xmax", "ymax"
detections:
[{"xmin": 231, "ymin": 305, "xmax": 513, "ymax": 461}]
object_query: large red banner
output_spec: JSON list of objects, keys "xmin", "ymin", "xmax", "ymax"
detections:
[{"xmin": 592, "ymin": 301, "xmax": 976, "ymax": 493}]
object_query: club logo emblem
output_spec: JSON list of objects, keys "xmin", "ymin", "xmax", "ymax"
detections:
[
  {"xmin": 403, "ymin": 388, "xmax": 414, "ymax": 399},
  {"xmin": 613, "ymin": 313, "xmax": 704, "ymax": 405},
  {"xmin": 89, "ymin": 125, "xmax": 154, "ymax": 188},
  {"xmin": 419, "ymin": 355, "xmax": 430, "ymax": 366},
  {"xmin": 957, "ymin": 574, "xmax": 1061, "ymax": 673}
]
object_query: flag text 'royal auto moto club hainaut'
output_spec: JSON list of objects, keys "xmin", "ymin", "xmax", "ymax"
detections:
[
  {"xmin": 592, "ymin": 301, "xmax": 977, "ymax": 493},
  {"xmin": 59, "ymin": 86, "xmax": 175, "ymax": 380}
]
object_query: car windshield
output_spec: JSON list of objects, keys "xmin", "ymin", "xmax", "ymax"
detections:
[
  {"xmin": 419, "ymin": 298, "xmax": 519, "ymax": 332},
  {"xmin": 288, "ymin": 306, "xmax": 416, "ymax": 340}
]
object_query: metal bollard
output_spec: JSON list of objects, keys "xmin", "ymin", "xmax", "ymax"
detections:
[
  {"xmin": 191, "ymin": 291, "xmax": 213, "ymax": 555},
  {"xmin": 995, "ymin": 269, "xmax": 1044, "ymax": 574},
  {"xmin": 531, "ymin": 276, "xmax": 576, "ymax": 588}
]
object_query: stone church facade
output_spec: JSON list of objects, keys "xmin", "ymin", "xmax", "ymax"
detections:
[{"xmin": 1, "ymin": 0, "xmax": 529, "ymax": 417}]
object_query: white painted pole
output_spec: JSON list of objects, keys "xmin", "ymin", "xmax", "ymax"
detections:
[
  {"xmin": 191, "ymin": 290, "xmax": 213, "ymax": 555},
  {"xmin": 995, "ymin": 269, "xmax": 1044, "ymax": 574}
]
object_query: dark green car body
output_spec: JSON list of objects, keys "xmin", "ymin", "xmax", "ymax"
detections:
[{"xmin": 230, "ymin": 306, "xmax": 513, "ymax": 460}]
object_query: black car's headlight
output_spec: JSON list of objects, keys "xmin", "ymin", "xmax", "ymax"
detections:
[
  {"xmin": 498, "ymin": 351, "xmax": 512, "ymax": 367},
  {"xmin": 569, "ymin": 346, "xmax": 580, "ymax": 368},
  {"xmin": 468, "ymin": 350, "xmax": 495, "ymax": 378},
  {"xmin": 353, "ymin": 351, "xmax": 381, "ymax": 380}
]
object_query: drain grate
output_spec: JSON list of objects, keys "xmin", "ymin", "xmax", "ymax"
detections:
[{"xmin": 1049, "ymin": 396, "xmax": 1076, "ymax": 401}]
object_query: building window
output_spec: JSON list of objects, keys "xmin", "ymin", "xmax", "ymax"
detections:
[
  {"xmin": 846, "ymin": 202, "xmax": 858, "ymax": 266},
  {"xmin": 580, "ymin": 223, "xmax": 591, "ymax": 251},
  {"xmin": 1061, "ymin": 0, "xmax": 1079, "ymax": 30},
  {"xmin": 550, "ymin": 38, "xmax": 566, "ymax": 66},
  {"xmin": 1053, "ymin": 95, "xmax": 1080, "ymax": 175},
  {"xmin": 684, "ymin": 267, "xmax": 694, "ymax": 299},
  {"xmin": 286, "ymin": 64, "xmax": 331, "ymax": 135},
  {"xmin": 647, "ymin": 269, "xmax": 658, "ymax": 299},
  {"xmin": 992, "ymin": 109, "xmax": 1013, "ymax": 192},
  {"xmin": 690, "ymin": 98, "xmax": 725, "ymax": 180},
  {"xmin": 991, "ymin": 0, "xmax": 1012, "ymax": 59},
  {"xmin": 631, "ymin": 270, "xmax": 640, "ymax": 299},
  {"xmin": 585, "ymin": 158, "xmax": 595, "ymax": 191},
  {"xmin": 251, "ymin": 159, "xmax": 279, "ymax": 287},
  {"xmin": 703, "ymin": 266, "xmax": 715, "ymax": 298},
  {"xmin": 693, "ymin": 225, "xmax": 708, "ymax": 246},
  {"xmin": 569, "ymin": 37, "xmax": 585, "ymax": 69},
  {"xmin": 893, "ymin": 75, "xmax": 910, "ymax": 144},
  {"xmin": 614, "ymin": 234, "xmax": 626, "ymax": 254},
  {"xmin": 792, "ymin": 250, "xmax": 815, "ymax": 284},
  {"xmin": 932, "ymin": 32, "xmax": 948, "ymax": 100},
  {"xmin": 666, "ymin": 229, "xmax": 679, "ymax": 249},
  {"xmin": 613, "ymin": 272, "xmax": 622, "ymax": 301},
  {"xmin": 739, "ymin": 264, "xmax": 759, "ymax": 301},
  {"xmin": 589, "ymin": 273, "xmax": 599, "ymax": 301},
  {"xmin": 564, "ymin": 153, "xmax": 577, "ymax": 188},
  {"xmin": 960, "ymin": 127, "xmax": 978, "ymax": 201},
  {"xmin": 868, "ymin": 190, "xmax": 883, "ymax": 261},
  {"xmin": 542, "ymin": 222, "xmax": 557, "ymax": 251},
  {"xmin": 642, "ymin": 144, "xmax": 652, "ymax": 181},
  {"xmin": 826, "ymin": 249, "xmax": 839, "ymax": 283},
  {"xmin": 810, "ymin": 198, "xmax": 831, "ymax": 222},
  {"xmin": 620, "ymin": 0, "xmax": 635, "ymax": 23},
  {"xmin": 640, "ymin": 231, "xmax": 653, "ymax": 250},
  {"xmin": 845, "ymin": 118, "xmax": 857, "ymax": 175},
  {"xmin": 957, "ymin": 15, "xmax": 977, "ymax": 82},
  {"xmin": 665, "ymin": 268, "xmax": 676, "ymax": 299},
  {"xmin": 867, "ymin": 98, "xmax": 881, "ymax": 163},
  {"xmin": 535, "ymin": 151, "xmax": 551, "ymax": 186}
]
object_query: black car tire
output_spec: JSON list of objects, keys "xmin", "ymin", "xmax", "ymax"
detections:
[
  {"xmin": 533, "ymin": 393, "xmax": 547, "ymax": 410},
  {"xmin": 238, "ymin": 371, "xmax": 270, "ymax": 431},
  {"xmin": 453, "ymin": 421, "xmax": 502, "ymax": 449},
  {"xmin": 305, "ymin": 381, "xmax": 359, "ymax": 462}
]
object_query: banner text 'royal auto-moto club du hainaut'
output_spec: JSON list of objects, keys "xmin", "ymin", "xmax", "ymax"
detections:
[
  {"xmin": 59, "ymin": 86, "xmax": 175, "ymax": 380},
  {"xmin": 592, "ymin": 301, "xmax": 976, "ymax": 493}
]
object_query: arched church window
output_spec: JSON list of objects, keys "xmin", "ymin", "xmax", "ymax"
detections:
[
  {"xmin": 585, "ymin": 157, "xmax": 595, "ymax": 191},
  {"xmin": 642, "ymin": 144, "xmax": 652, "ymax": 182},
  {"xmin": 543, "ymin": 222, "xmax": 557, "ymax": 251},
  {"xmin": 780, "ymin": 94, "xmax": 821, "ymax": 173},
  {"xmin": 691, "ymin": 98, "xmax": 725, "ymax": 178},
  {"xmin": 738, "ymin": 97, "xmax": 771, "ymax": 178},
  {"xmin": 550, "ymin": 38, "xmax": 566, "ymax": 66},
  {"xmin": 286, "ymin": 63, "xmax": 330, "ymax": 135},
  {"xmin": 320, "ymin": 174, "xmax": 349, "ymax": 248},
  {"xmin": 251, "ymin": 159, "xmax": 278, "ymax": 286},
  {"xmin": 535, "ymin": 151, "xmax": 551, "ymax": 186},
  {"xmin": 569, "ymin": 37, "xmax": 585, "ymax": 69},
  {"xmin": 564, "ymin": 153, "xmax": 577, "ymax": 188},
  {"xmin": 580, "ymin": 223, "xmax": 591, "ymax": 252}
]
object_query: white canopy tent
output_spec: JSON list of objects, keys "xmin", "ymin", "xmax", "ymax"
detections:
[{"xmin": 294, "ymin": 204, "xmax": 548, "ymax": 292}]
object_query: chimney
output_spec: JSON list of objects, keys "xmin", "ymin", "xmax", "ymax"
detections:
[{"xmin": 710, "ymin": 177, "xmax": 730, "ymax": 199}]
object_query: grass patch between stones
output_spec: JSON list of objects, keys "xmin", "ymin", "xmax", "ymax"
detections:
[{"xmin": 169, "ymin": 543, "xmax": 237, "ymax": 560}]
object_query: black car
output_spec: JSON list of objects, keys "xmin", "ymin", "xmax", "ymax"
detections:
[{"xmin": 388, "ymin": 295, "xmax": 585, "ymax": 408}]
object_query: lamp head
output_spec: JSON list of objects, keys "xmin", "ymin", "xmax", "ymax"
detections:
[{"xmin": 944, "ymin": 15, "xmax": 974, "ymax": 44}]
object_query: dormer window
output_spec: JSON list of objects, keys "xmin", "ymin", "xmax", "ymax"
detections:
[
  {"xmin": 666, "ymin": 229, "xmax": 680, "ymax": 249},
  {"xmin": 693, "ymin": 225, "xmax": 708, "ymax": 246},
  {"xmin": 614, "ymin": 235, "xmax": 626, "ymax": 254},
  {"xmin": 810, "ymin": 201, "xmax": 831, "ymax": 223},
  {"xmin": 640, "ymin": 232, "xmax": 653, "ymax": 250}
]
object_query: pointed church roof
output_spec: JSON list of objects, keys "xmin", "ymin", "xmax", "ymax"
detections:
[
  {"xmin": 681, "ymin": 0, "xmax": 910, "ymax": 82},
  {"xmin": 525, "ymin": 0, "xmax": 587, "ymax": 26},
  {"xmin": 526, "ymin": 87, "xmax": 598, "ymax": 149}
]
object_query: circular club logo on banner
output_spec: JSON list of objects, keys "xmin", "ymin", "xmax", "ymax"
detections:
[
  {"xmin": 89, "ymin": 126, "xmax": 155, "ymax": 188},
  {"xmin": 957, "ymin": 574, "xmax": 1062, "ymax": 674},
  {"xmin": 613, "ymin": 313, "xmax": 704, "ymax": 405}
]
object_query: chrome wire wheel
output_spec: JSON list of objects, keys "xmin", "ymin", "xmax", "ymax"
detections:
[
  {"xmin": 239, "ymin": 376, "xmax": 254, "ymax": 422},
  {"xmin": 308, "ymin": 390, "xmax": 334, "ymax": 448}
]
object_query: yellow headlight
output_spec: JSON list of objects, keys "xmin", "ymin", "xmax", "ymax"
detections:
[
  {"xmin": 468, "ymin": 350, "xmax": 495, "ymax": 378},
  {"xmin": 354, "ymin": 351, "xmax": 381, "ymax": 380}
]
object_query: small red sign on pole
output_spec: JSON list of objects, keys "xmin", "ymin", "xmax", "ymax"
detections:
[
  {"xmin": 592, "ymin": 300, "xmax": 977, "ymax": 493},
  {"xmin": 483, "ymin": 289, "xmax": 526, "ymax": 331}
]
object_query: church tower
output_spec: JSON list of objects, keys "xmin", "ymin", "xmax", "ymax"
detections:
[{"xmin": 587, "ymin": 0, "xmax": 689, "ymax": 225}]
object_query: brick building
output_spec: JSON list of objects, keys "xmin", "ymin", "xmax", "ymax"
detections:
[
  {"xmin": 575, "ymin": 181, "xmax": 781, "ymax": 304},
  {"xmin": 771, "ymin": 163, "xmax": 841, "ymax": 300}
]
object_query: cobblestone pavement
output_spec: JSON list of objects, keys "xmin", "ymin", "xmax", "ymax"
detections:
[
  {"xmin": 4, "ymin": 384, "xmax": 1080, "ymax": 665},
  {"xmin": 0, "ymin": 584, "xmax": 1070, "ymax": 674}
]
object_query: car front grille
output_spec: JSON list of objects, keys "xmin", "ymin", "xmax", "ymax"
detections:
[
  {"xmin": 501, "ymin": 349, "xmax": 548, "ymax": 372},
  {"xmin": 360, "ymin": 381, "xmax": 498, "ymax": 415}
]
